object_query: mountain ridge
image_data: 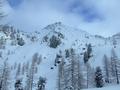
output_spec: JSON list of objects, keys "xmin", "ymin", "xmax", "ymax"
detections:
[{"xmin": 0, "ymin": 23, "xmax": 120, "ymax": 90}]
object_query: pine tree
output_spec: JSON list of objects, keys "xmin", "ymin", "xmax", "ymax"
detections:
[
  {"xmin": 95, "ymin": 67, "xmax": 104, "ymax": 88},
  {"xmin": 37, "ymin": 77, "xmax": 46, "ymax": 90},
  {"xmin": 87, "ymin": 44, "xmax": 92, "ymax": 58},
  {"xmin": 65, "ymin": 49, "xmax": 70, "ymax": 58},
  {"xmin": 83, "ymin": 44, "xmax": 92, "ymax": 63},
  {"xmin": 17, "ymin": 37, "xmax": 25, "ymax": 46},
  {"xmin": 14, "ymin": 79, "xmax": 23, "ymax": 90},
  {"xmin": 49, "ymin": 35, "xmax": 61, "ymax": 48},
  {"xmin": 83, "ymin": 51, "xmax": 89, "ymax": 63}
]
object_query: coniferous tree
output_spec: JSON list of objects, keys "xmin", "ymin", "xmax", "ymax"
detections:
[
  {"xmin": 65, "ymin": 49, "xmax": 70, "ymax": 58},
  {"xmin": 49, "ymin": 35, "xmax": 61, "ymax": 48},
  {"xmin": 14, "ymin": 79, "xmax": 23, "ymax": 90},
  {"xmin": 37, "ymin": 77, "xmax": 46, "ymax": 90},
  {"xmin": 87, "ymin": 44, "xmax": 92, "ymax": 58},
  {"xmin": 83, "ymin": 44, "xmax": 92, "ymax": 63},
  {"xmin": 95, "ymin": 67, "xmax": 104, "ymax": 88},
  {"xmin": 83, "ymin": 51, "xmax": 88, "ymax": 63},
  {"xmin": 17, "ymin": 38, "xmax": 25, "ymax": 46}
]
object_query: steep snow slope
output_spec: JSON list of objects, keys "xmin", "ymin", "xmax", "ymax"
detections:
[{"xmin": 0, "ymin": 22, "xmax": 120, "ymax": 90}]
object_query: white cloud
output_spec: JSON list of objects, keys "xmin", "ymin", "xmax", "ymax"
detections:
[{"xmin": 4, "ymin": 0, "xmax": 120, "ymax": 37}]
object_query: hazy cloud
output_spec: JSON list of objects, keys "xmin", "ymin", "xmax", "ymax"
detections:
[{"xmin": 5, "ymin": 0, "xmax": 120, "ymax": 37}]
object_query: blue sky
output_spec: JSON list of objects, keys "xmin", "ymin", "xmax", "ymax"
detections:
[{"xmin": 5, "ymin": 0, "xmax": 120, "ymax": 37}]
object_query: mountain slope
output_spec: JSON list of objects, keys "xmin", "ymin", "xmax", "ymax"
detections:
[
  {"xmin": 83, "ymin": 85, "xmax": 120, "ymax": 90},
  {"xmin": 0, "ymin": 22, "xmax": 120, "ymax": 90}
]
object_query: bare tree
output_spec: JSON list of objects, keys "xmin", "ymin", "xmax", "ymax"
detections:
[
  {"xmin": 103, "ymin": 54, "xmax": 111, "ymax": 83},
  {"xmin": 57, "ymin": 49, "xmax": 84, "ymax": 90},
  {"xmin": 57, "ymin": 57, "xmax": 65, "ymax": 90},
  {"xmin": 111, "ymin": 49, "xmax": 120, "ymax": 84},
  {"xmin": 22, "ymin": 63, "xmax": 25, "ymax": 75},
  {"xmin": 85, "ymin": 62, "xmax": 95, "ymax": 88},
  {"xmin": 16, "ymin": 63, "xmax": 21, "ymax": 79},
  {"xmin": 0, "ymin": 61, "xmax": 10, "ymax": 90},
  {"xmin": 25, "ymin": 53, "xmax": 38, "ymax": 90},
  {"xmin": 66, "ymin": 48, "xmax": 83, "ymax": 90}
]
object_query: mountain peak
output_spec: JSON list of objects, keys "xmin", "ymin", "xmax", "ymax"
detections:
[{"xmin": 43, "ymin": 22, "xmax": 64, "ymax": 31}]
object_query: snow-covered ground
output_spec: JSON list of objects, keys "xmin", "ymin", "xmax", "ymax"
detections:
[
  {"xmin": 0, "ymin": 22, "xmax": 120, "ymax": 90},
  {"xmin": 83, "ymin": 85, "xmax": 120, "ymax": 90}
]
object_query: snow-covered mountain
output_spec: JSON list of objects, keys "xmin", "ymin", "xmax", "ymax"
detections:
[{"xmin": 0, "ymin": 22, "xmax": 120, "ymax": 90}]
